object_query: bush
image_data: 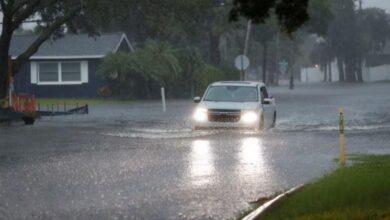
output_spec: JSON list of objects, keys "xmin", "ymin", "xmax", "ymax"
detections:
[
  {"xmin": 194, "ymin": 64, "xmax": 240, "ymax": 95},
  {"xmin": 98, "ymin": 86, "xmax": 112, "ymax": 98}
]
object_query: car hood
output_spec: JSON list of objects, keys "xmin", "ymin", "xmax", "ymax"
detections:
[{"xmin": 200, "ymin": 101, "xmax": 259, "ymax": 110}]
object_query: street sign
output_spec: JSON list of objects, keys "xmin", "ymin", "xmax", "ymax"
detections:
[
  {"xmin": 235, "ymin": 55, "xmax": 250, "ymax": 71},
  {"xmin": 279, "ymin": 60, "xmax": 288, "ymax": 74}
]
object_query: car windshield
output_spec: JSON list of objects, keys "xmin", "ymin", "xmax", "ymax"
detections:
[{"xmin": 204, "ymin": 86, "xmax": 258, "ymax": 102}]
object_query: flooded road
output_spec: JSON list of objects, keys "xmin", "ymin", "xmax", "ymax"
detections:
[{"xmin": 1, "ymin": 83, "xmax": 390, "ymax": 219}]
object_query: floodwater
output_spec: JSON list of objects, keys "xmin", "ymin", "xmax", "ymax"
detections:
[{"xmin": 1, "ymin": 83, "xmax": 390, "ymax": 219}]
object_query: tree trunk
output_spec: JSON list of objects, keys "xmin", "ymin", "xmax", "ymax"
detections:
[
  {"xmin": 0, "ymin": 55, "xmax": 9, "ymax": 100},
  {"xmin": 328, "ymin": 62, "xmax": 332, "ymax": 82},
  {"xmin": 345, "ymin": 58, "xmax": 356, "ymax": 82},
  {"xmin": 337, "ymin": 57, "xmax": 345, "ymax": 82},
  {"xmin": 324, "ymin": 63, "xmax": 328, "ymax": 82},
  {"xmin": 209, "ymin": 33, "xmax": 221, "ymax": 65},
  {"xmin": 262, "ymin": 41, "xmax": 268, "ymax": 83},
  {"xmin": 0, "ymin": 24, "xmax": 13, "ymax": 100},
  {"xmin": 289, "ymin": 72, "xmax": 294, "ymax": 90},
  {"xmin": 289, "ymin": 65, "xmax": 294, "ymax": 90},
  {"xmin": 356, "ymin": 60, "xmax": 363, "ymax": 82}
]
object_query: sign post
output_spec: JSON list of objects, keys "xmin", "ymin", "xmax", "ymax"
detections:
[
  {"xmin": 339, "ymin": 107, "xmax": 346, "ymax": 166},
  {"xmin": 278, "ymin": 60, "xmax": 288, "ymax": 75},
  {"xmin": 235, "ymin": 55, "xmax": 250, "ymax": 81},
  {"xmin": 161, "ymin": 87, "xmax": 166, "ymax": 112}
]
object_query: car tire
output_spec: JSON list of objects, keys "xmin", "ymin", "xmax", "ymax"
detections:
[{"xmin": 255, "ymin": 114, "xmax": 265, "ymax": 131}]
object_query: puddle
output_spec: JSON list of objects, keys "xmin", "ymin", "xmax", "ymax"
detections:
[{"xmin": 102, "ymin": 128, "xmax": 222, "ymax": 139}]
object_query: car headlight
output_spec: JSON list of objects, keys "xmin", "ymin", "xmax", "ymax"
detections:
[
  {"xmin": 193, "ymin": 108, "xmax": 208, "ymax": 122},
  {"xmin": 241, "ymin": 111, "xmax": 258, "ymax": 124}
]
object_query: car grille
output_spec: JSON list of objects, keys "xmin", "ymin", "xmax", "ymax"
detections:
[{"xmin": 208, "ymin": 109, "xmax": 241, "ymax": 123}]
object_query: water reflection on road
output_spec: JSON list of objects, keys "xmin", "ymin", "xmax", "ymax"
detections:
[
  {"xmin": 190, "ymin": 140, "xmax": 214, "ymax": 187},
  {"xmin": 189, "ymin": 137, "xmax": 272, "ymax": 188},
  {"xmin": 239, "ymin": 138, "xmax": 265, "ymax": 175}
]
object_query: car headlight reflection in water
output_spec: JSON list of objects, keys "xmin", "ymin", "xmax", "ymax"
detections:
[
  {"xmin": 193, "ymin": 108, "xmax": 208, "ymax": 122},
  {"xmin": 241, "ymin": 111, "xmax": 258, "ymax": 124}
]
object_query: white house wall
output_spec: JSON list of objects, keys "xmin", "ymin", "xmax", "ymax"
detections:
[
  {"xmin": 300, "ymin": 67, "xmax": 323, "ymax": 82},
  {"xmin": 301, "ymin": 61, "xmax": 389, "ymax": 82},
  {"xmin": 364, "ymin": 65, "xmax": 390, "ymax": 82},
  {"xmin": 330, "ymin": 61, "xmax": 340, "ymax": 82}
]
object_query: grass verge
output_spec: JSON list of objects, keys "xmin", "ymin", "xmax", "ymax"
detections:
[
  {"xmin": 259, "ymin": 155, "xmax": 390, "ymax": 220},
  {"xmin": 36, "ymin": 98, "xmax": 132, "ymax": 106}
]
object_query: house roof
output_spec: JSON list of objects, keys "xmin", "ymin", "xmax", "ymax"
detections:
[{"xmin": 10, "ymin": 32, "xmax": 134, "ymax": 60}]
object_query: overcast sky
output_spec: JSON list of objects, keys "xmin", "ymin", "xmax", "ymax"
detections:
[
  {"xmin": 5, "ymin": 1, "xmax": 390, "ymax": 31},
  {"xmin": 363, "ymin": 0, "xmax": 390, "ymax": 12}
]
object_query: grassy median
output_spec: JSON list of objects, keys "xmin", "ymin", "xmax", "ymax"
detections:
[
  {"xmin": 36, "ymin": 98, "xmax": 133, "ymax": 106},
  {"xmin": 260, "ymin": 155, "xmax": 390, "ymax": 220}
]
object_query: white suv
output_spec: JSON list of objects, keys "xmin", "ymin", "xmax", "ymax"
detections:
[{"xmin": 192, "ymin": 81, "xmax": 276, "ymax": 130}]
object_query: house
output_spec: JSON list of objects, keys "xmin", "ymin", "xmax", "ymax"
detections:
[
  {"xmin": 301, "ymin": 57, "xmax": 390, "ymax": 83},
  {"xmin": 300, "ymin": 37, "xmax": 390, "ymax": 83},
  {"xmin": 10, "ymin": 32, "xmax": 134, "ymax": 98},
  {"xmin": 363, "ymin": 41, "xmax": 390, "ymax": 82}
]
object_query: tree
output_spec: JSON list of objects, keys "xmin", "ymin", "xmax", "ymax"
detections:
[
  {"xmin": 304, "ymin": 0, "xmax": 334, "ymax": 82},
  {"xmin": 305, "ymin": 0, "xmax": 333, "ymax": 36},
  {"xmin": 0, "ymin": 0, "xmax": 135, "ymax": 100},
  {"xmin": 172, "ymin": 46, "xmax": 205, "ymax": 97},
  {"xmin": 229, "ymin": 0, "xmax": 310, "ymax": 33},
  {"xmin": 360, "ymin": 8, "xmax": 390, "ymax": 54},
  {"xmin": 327, "ymin": 0, "xmax": 357, "ymax": 82},
  {"xmin": 99, "ymin": 39, "xmax": 240, "ymax": 99},
  {"xmin": 252, "ymin": 19, "xmax": 277, "ymax": 84},
  {"xmin": 230, "ymin": 0, "xmax": 333, "ymax": 86},
  {"xmin": 355, "ymin": 7, "xmax": 390, "ymax": 82},
  {"xmin": 326, "ymin": 1, "xmax": 390, "ymax": 83},
  {"xmin": 87, "ymin": 0, "xmax": 238, "ymax": 67}
]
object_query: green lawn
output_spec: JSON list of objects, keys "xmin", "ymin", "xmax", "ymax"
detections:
[
  {"xmin": 36, "ymin": 98, "xmax": 132, "ymax": 106},
  {"xmin": 260, "ymin": 155, "xmax": 390, "ymax": 220}
]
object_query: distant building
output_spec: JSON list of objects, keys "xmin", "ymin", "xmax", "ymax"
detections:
[
  {"xmin": 10, "ymin": 33, "xmax": 134, "ymax": 98},
  {"xmin": 363, "ymin": 41, "xmax": 390, "ymax": 82},
  {"xmin": 301, "ymin": 57, "xmax": 390, "ymax": 83}
]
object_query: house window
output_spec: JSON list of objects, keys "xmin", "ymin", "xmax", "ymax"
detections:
[
  {"xmin": 62, "ymin": 63, "xmax": 81, "ymax": 82},
  {"xmin": 39, "ymin": 63, "xmax": 59, "ymax": 82},
  {"xmin": 34, "ymin": 61, "xmax": 88, "ymax": 85}
]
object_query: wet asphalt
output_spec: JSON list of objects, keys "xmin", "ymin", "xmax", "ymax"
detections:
[{"xmin": 1, "ymin": 83, "xmax": 390, "ymax": 219}]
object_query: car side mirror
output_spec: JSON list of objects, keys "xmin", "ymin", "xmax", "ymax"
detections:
[
  {"xmin": 263, "ymin": 98, "xmax": 273, "ymax": 105},
  {"xmin": 193, "ymin": 97, "xmax": 201, "ymax": 103}
]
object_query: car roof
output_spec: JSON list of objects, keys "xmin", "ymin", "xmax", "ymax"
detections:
[{"xmin": 211, "ymin": 81, "xmax": 265, "ymax": 87}]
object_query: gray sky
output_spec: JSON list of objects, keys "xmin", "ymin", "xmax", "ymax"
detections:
[
  {"xmin": 5, "ymin": 1, "xmax": 390, "ymax": 31},
  {"xmin": 363, "ymin": 0, "xmax": 390, "ymax": 12}
]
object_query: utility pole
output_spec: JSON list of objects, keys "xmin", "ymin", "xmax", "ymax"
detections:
[
  {"xmin": 289, "ymin": 41, "xmax": 294, "ymax": 90},
  {"xmin": 275, "ymin": 32, "xmax": 280, "ymax": 85},
  {"xmin": 262, "ymin": 41, "xmax": 268, "ymax": 83},
  {"xmin": 241, "ymin": 19, "xmax": 252, "ymax": 81}
]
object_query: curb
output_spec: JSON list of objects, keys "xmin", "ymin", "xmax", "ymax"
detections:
[{"xmin": 242, "ymin": 184, "xmax": 305, "ymax": 220}]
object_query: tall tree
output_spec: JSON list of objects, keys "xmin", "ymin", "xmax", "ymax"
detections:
[
  {"xmin": 252, "ymin": 19, "xmax": 277, "ymax": 84},
  {"xmin": 230, "ymin": 0, "xmax": 333, "ymax": 85},
  {"xmin": 229, "ymin": 0, "xmax": 310, "ymax": 33},
  {"xmin": 327, "ymin": 1, "xmax": 390, "ymax": 82},
  {"xmin": 327, "ymin": 0, "xmax": 357, "ymax": 82},
  {"xmin": 355, "ymin": 7, "xmax": 390, "ymax": 82}
]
